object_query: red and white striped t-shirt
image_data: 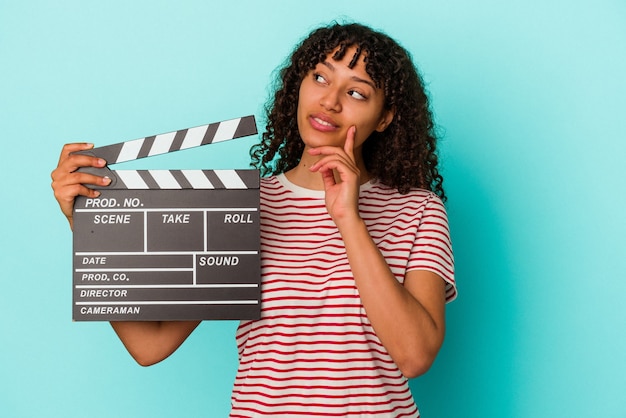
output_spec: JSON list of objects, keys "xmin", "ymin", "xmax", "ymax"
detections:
[{"xmin": 230, "ymin": 174, "xmax": 456, "ymax": 417}]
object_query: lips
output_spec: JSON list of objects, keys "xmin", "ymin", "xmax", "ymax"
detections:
[{"xmin": 309, "ymin": 113, "xmax": 339, "ymax": 132}]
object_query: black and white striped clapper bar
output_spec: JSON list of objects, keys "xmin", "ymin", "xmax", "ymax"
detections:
[{"xmin": 71, "ymin": 115, "xmax": 261, "ymax": 321}]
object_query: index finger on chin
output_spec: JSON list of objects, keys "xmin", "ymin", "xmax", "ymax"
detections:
[{"xmin": 344, "ymin": 126, "xmax": 356, "ymax": 158}]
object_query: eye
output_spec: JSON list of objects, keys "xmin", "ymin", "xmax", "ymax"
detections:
[
  {"xmin": 313, "ymin": 73, "xmax": 327, "ymax": 84},
  {"xmin": 348, "ymin": 89, "xmax": 367, "ymax": 100}
]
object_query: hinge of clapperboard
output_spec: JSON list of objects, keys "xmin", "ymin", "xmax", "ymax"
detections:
[{"xmin": 73, "ymin": 115, "xmax": 258, "ymax": 189}]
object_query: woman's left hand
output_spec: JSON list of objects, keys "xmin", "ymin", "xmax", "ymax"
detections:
[{"xmin": 308, "ymin": 126, "xmax": 361, "ymax": 226}]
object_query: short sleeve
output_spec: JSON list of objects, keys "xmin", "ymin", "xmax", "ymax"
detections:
[{"xmin": 407, "ymin": 193, "xmax": 457, "ymax": 302}]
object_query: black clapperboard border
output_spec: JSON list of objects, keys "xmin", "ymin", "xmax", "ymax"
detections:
[{"xmin": 72, "ymin": 115, "xmax": 261, "ymax": 321}]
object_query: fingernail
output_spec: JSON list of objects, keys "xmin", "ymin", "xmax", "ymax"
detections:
[
  {"xmin": 94, "ymin": 191, "xmax": 101, "ymax": 197},
  {"xmin": 98, "ymin": 159, "xmax": 106, "ymax": 166},
  {"xmin": 103, "ymin": 176, "xmax": 111, "ymax": 185}
]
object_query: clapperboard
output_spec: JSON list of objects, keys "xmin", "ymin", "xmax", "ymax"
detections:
[{"xmin": 72, "ymin": 115, "xmax": 261, "ymax": 321}]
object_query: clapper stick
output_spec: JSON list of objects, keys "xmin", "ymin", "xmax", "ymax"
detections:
[
  {"xmin": 74, "ymin": 115, "xmax": 257, "ymax": 188},
  {"xmin": 71, "ymin": 115, "xmax": 261, "ymax": 321}
]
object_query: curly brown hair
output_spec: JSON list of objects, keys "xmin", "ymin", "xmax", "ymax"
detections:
[{"xmin": 250, "ymin": 22, "xmax": 446, "ymax": 201}]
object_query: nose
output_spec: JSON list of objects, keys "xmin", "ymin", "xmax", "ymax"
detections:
[{"xmin": 320, "ymin": 87, "xmax": 342, "ymax": 112}]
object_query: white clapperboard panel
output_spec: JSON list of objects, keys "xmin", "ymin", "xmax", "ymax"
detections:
[{"xmin": 72, "ymin": 115, "xmax": 260, "ymax": 321}]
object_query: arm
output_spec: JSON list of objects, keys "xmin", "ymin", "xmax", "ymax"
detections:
[
  {"xmin": 51, "ymin": 143, "xmax": 200, "ymax": 366},
  {"xmin": 336, "ymin": 219, "xmax": 446, "ymax": 378},
  {"xmin": 309, "ymin": 128, "xmax": 447, "ymax": 378},
  {"xmin": 111, "ymin": 321, "xmax": 201, "ymax": 366}
]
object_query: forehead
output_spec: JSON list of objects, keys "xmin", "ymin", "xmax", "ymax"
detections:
[{"xmin": 315, "ymin": 44, "xmax": 381, "ymax": 89}]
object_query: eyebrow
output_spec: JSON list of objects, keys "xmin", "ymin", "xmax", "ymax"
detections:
[{"xmin": 321, "ymin": 61, "xmax": 377, "ymax": 90}]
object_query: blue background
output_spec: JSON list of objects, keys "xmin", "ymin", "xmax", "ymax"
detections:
[{"xmin": 1, "ymin": 0, "xmax": 625, "ymax": 416}]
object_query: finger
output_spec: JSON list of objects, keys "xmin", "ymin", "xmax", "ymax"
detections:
[
  {"xmin": 52, "ymin": 159, "xmax": 97, "ymax": 186},
  {"xmin": 70, "ymin": 171, "xmax": 113, "ymax": 187},
  {"xmin": 55, "ymin": 183, "xmax": 102, "ymax": 203},
  {"xmin": 51, "ymin": 171, "xmax": 111, "ymax": 198},
  {"xmin": 309, "ymin": 153, "xmax": 355, "ymax": 173},
  {"xmin": 53, "ymin": 174, "xmax": 111, "ymax": 202},
  {"xmin": 312, "ymin": 157, "xmax": 360, "ymax": 186},
  {"xmin": 55, "ymin": 143, "xmax": 105, "ymax": 175},
  {"xmin": 53, "ymin": 183, "xmax": 102, "ymax": 219},
  {"xmin": 51, "ymin": 177, "xmax": 110, "ymax": 218},
  {"xmin": 319, "ymin": 167, "xmax": 338, "ymax": 191},
  {"xmin": 308, "ymin": 145, "xmax": 350, "ymax": 159},
  {"xmin": 58, "ymin": 142, "xmax": 94, "ymax": 165},
  {"xmin": 344, "ymin": 126, "xmax": 356, "ymax": 159},
  {"xmin": 55, "ymin": 154, "xmax": 107, "ymax": 177}
]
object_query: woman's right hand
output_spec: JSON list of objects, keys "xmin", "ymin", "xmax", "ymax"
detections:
[
  {"xmin": 51, "ymin": 144, "xmax": 200, "ymax": 364},
  {"xmin": 51, "ymin": 143, "xmax": 112, "ymax": 228}
]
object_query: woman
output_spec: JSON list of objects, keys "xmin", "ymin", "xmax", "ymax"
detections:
[{"xmin": 52, "ymin": 22, "xmax": 456, "ymax": 417}]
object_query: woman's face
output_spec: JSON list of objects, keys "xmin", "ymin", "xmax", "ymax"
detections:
[{"xmin": 296, "ymin": 47, "xmax": 394, "ymax": 152}]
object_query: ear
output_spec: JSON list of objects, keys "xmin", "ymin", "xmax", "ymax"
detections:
[{"xmin": 375, "ymin": 108, "xmax": 395, "ymax": 132}]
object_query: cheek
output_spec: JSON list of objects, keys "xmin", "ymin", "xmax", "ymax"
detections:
[
  {"xmin": 351, "ymin": 115, "xmax": 382, "ymax": 142},
  {"xmin": 348, "ymin": 123, "xmax": 372, "ymax": 148},
  {"xmin": 296, "ymin": 83, "xmax": 309, "ymax": 118}
]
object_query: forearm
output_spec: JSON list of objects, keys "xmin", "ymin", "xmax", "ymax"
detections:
[
  {"xmin": 110, "ymin": 320, "xmax": 200, "ymax": 366},
  {"xmin": 338, "ymin": 218, "xmax": 445, "ymax": 378}
]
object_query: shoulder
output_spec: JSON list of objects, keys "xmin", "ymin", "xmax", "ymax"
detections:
[
  {"xmin": 260, "ymin": 175, "xmax": 280, "ymax": 187},
  {"xmin": 259, "ymin": 175, "xmax": 296, "ymax": 206},
  {"xmin": 260, "ymin": 175, "xmax": 285, "ymax": 195},
  {"xmin": 361, "ymin": 182, "xmax": 449, "ymax": 234},
  {"xmin": 361, "ymin": 181, "xmax": 447, "ymax": 213}
]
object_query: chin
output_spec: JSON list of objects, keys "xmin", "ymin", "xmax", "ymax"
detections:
[{"xmin": 301, "ymin": 132, "xmax": 342, "ymax": 148}]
